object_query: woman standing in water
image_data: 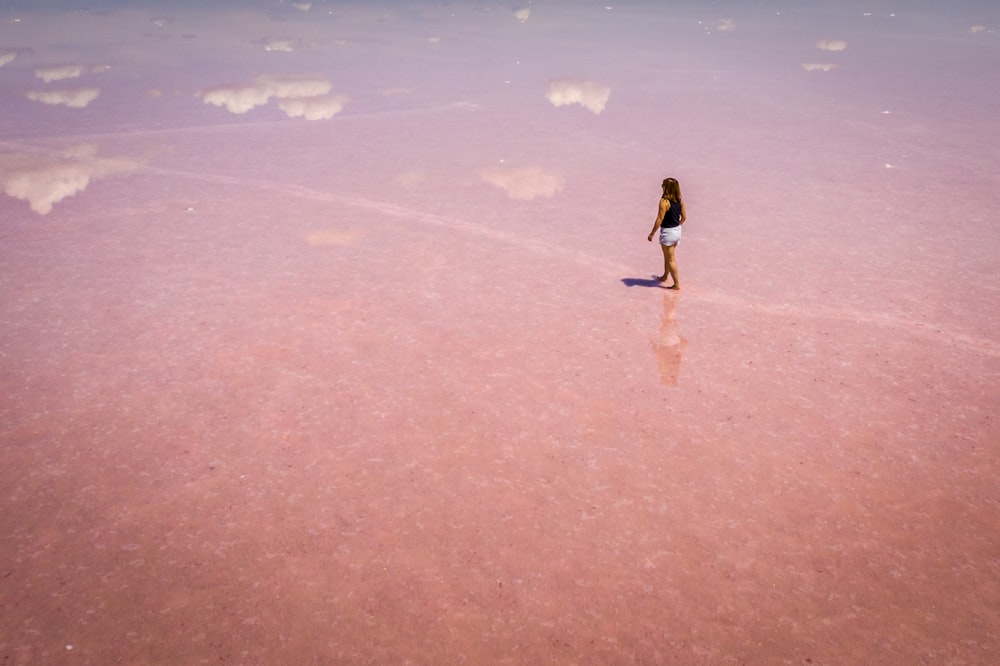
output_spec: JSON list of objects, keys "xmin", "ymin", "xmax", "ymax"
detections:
[{"xmin": 646, "ymin": 177, "xmax": 686, "ymax": 289}]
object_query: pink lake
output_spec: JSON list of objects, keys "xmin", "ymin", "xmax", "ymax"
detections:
[{"xmin": 1, "ymin": 1, "xmax": 998, "ymax": 664}]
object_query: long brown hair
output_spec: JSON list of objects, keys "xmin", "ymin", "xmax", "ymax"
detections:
[{"xmin": 661, "ymin": 177, "xmax": 682, "ymax": 203}]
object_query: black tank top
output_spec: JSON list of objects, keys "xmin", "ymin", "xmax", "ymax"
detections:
[{"xmin": 661, "ymin": 198, "xmax": 682, "ymax": 228}]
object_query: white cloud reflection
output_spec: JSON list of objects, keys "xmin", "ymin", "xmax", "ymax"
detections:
[
  {"xmin": 816, "ymin": 39, "xmax": 847, "ymax": 51},
  {"xmin": 0, "ymin": 145, "xmax": 142, "ymax": 215},
  {"xmin": 26, "ymin": 87, "xmax": 101, "ymax": 108},
  {"xmin": 201, "ymin": 74, "xmax": 338, "ymax": 116},
  {"xmin": 545, "ymin": 79, "xmax": 611, "ymax": 115},
  {"xmin": 277, "ymin": 94, "xmax": 350, "ymax": 120},
  {"xmin": 801, "ymin": 63, "xmax": 838, "ymax": 72},
  {"xmin": 480, "ymin": 165, "xmax": 565, "ymax": 200},
  {"xmin": 263, "ymin": 38, "xmax": 295, "ymax": 52},
  {"xmin": 35, "ymin": 64, "xmax": 86, "ymax": 82}
]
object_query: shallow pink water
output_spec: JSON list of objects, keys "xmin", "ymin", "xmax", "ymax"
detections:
[{"xmin": 2, "ymin": 2, "xmax": 999, "ymax": 664}]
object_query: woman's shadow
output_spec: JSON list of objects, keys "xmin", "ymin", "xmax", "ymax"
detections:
[{"xmin": 621, "ymin": 276, "xmax": 667, "ymax": 288}]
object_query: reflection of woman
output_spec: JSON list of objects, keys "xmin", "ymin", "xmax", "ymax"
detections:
[
  {"xmin": 649, "ymin": 292, "xmax": 687, "ymax": 387},
  {"xmin": 646, "ymin": 177, "xmax": 687, "ymax": 289}
]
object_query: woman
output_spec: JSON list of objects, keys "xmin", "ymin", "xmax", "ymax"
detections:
[{"xmin": 646, "ymin": 177, "xmax": 686, "ymax": 289}]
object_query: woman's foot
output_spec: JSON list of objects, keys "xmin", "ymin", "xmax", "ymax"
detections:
[{"xmin": 667, "ymin": 284, "xmax": 680, "ymax": 290}]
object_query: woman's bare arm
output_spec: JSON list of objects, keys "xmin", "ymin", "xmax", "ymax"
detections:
[{"xmin": 647, "ymin": 198, "xmax": 669, "ymax": 240}]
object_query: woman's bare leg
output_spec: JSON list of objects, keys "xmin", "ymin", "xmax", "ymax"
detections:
[
  {"xmin": 656, "ymin": 244, "xmax": 669, "ymax": 281},
  {"xmin": 660, "ymin": 244, "xmax": 680, "ymax": 289}
]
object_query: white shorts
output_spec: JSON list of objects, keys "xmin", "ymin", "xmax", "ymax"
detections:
[{"xmin": 659, "ymin": 226, "xmax": 682, "ymax": 247}]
